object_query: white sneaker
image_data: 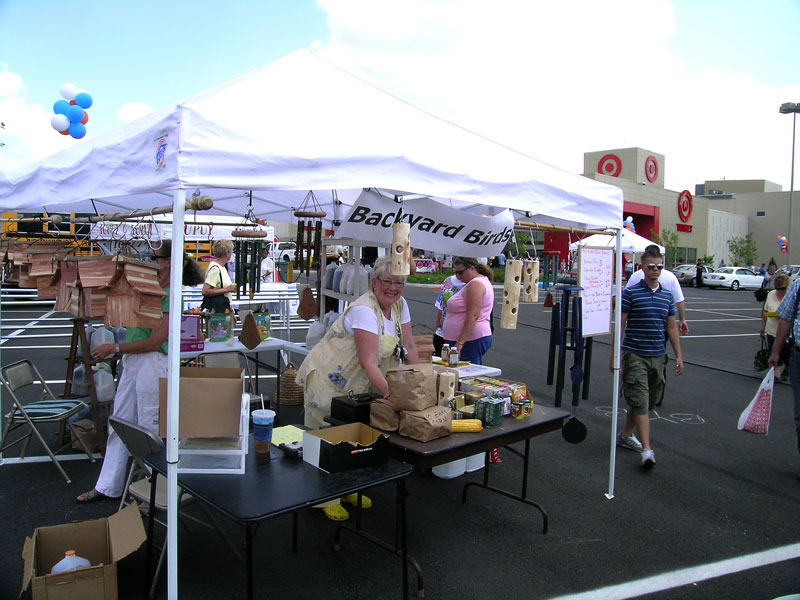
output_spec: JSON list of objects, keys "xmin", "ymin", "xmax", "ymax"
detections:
[
  {"xmin": 617, "ymin": 433, "xmax": 643, "ymax": 453},
  {"xmin": 641, "ymin": 449, "xmax": 656, "ymax": 469}
]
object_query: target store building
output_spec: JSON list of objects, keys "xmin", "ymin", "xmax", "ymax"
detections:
[{"xmin": 545, "ymin": 146, "xmax": 789, "ymax": 268}]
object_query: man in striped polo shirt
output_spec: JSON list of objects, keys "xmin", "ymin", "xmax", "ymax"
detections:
[{"xmin": 614, "ymin": 246, "xmax": 684, "ymax": 468}]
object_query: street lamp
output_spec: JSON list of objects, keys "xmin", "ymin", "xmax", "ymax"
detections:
[{"xmin": 780, "ymin": 102, "xmax": 799, "ymax": 269}]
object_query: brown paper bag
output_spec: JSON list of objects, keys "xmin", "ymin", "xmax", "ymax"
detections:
[
  {"xmin": 238, "ymin": 312, "xmax": 262, "ymax": 350},
  {"xmin": 370, "ymin": 399, "xmax": 400, "ymax": 431},
  {"xmin": 399, "ymin": 405, "xmax": 452, "ymax": 442},
  {"xmin": 296, "ymin": 285, "xmax": 317, "ymax": 321},
  {"xmin": 71, "ymin": 419, "xmax": 99, "ymax": 452},
  {"xmin": 386, "ymin": 363, "xmax": 436, "ymax": 411}
]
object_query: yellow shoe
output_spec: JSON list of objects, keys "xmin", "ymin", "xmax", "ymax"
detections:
[
  {"xmin": 343, "ymin": 493, "xmax": 372, "ymax": 509},
  {"xmin": 321, "ymin": 503, "xmax": 349, "ymax": 521}
]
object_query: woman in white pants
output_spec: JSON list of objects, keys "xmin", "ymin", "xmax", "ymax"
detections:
[{"xmin": 76, "ymin": 242, "xmax": 204, "ymax": 503}]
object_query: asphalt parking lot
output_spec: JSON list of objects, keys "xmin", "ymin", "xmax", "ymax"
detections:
[{"xmin": 1, "ymin": 283, "xmax": 798, "ymax": 600}]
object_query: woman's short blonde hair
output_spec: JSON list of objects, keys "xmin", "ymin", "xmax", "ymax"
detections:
[
  {"xmin": 212, "ymin": 239, "xmax": 234, "ymax": 258},
  {"xmin": 372, "ymin": 256, "xmax": 405, "ymax": 282},
  {"xmin": 774, "ymin": 273, "xmax": 789, "ymax": 288}
]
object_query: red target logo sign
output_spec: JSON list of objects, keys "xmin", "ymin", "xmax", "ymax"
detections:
[
  {"xmin": 597, "ymin": 154, "xmax": 621, "ymax": 177},
  {"xmin": 645, "ymin": 156, "xmax": 658, "ymax": 183},
  {"xmin": 677, "ymin": 190, "xmax": 693, "ymax": 223}
]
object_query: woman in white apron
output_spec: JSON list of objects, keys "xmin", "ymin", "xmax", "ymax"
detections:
[{"xmin": 297, "ymin": 256, "xmax": 420, "ymax": 520}]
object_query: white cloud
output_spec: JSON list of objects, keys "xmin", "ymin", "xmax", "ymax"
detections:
[
  {"xmin": 117, "ymin": 102, "xmax": 154, "ymax": 123},
  {"xmin": 316, "ymin": 0, "xmax": 799, "ymax": 192},
  {"xmin": 0, "ymin": 71, "xmax": 73, "ymax": 173}
]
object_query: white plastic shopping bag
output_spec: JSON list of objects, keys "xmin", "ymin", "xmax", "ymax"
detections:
[{"xmin": 737, "ymin": 367, "xmax": 774, "ymax": 435}]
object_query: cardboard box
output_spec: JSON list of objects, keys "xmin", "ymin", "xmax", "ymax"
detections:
[
  {"xmin": 303, "ymin": 423, "xmax": 389, "ymax": 474},
  {"xmin": 180, "ymin": 314, "xmax": 203, "ymax": 341},
  {"xmin": 158, "ymin": 367, "xmax": 244, "ymax": 438},
  {"xmin": 21, "ymin": 502, "xmax": 146, "ymax": 600}
]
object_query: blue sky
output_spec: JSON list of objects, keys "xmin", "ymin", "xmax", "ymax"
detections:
[{"xmin": 1, "ymin": 0, "xmax": 798, "ymax": 193}]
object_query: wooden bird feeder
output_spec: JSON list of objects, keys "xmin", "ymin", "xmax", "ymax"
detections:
[
  {"xmin": 500, "ymin": 259, "xmax": 522, "ymax": 329},
  {"xmin": 522, "ymin": 259, "xmax": 539, "ymax": 303},
  {"xmin": 104, "ymin": 258, "xmax": 167, "ymax": 329},
  {"xmin": 391, "ymin": 223, "xmax": 411, "ymax": 276}
]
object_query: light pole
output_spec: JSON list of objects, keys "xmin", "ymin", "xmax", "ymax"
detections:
[{"xmin": 780, "ymin": 102, "xmax": 798, "ymax": 269}]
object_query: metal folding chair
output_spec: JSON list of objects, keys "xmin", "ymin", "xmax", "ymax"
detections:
[
  {"xmin": 0, "ymin": 359, "xmax": 95, "ymax": 483},
  {"xmin": 109, "ymin": 416, "xmax": 241, "ymax": 598}
]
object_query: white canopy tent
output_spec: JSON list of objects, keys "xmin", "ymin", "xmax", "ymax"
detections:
[
  {"xmin": 570, "ymin": 228, "xmax": 664, "ymax": 255},
  {"xmin": 0, "ymin": 50, "xmax": 626, "ymax": 597}
]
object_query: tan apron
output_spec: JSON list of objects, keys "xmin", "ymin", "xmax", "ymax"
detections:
[{"xmin": 297, "ymin": 291, "xmax": 403, "ymax": 429}]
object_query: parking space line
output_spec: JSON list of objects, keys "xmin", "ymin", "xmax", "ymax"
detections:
[
  {"xmin": 0, "ymin": 311, "xmax": 55, "ymax": 346},
  {"xmin": 548, "ymin": 542, "xmax": 800, "ymax": 600},
  {"xmin": 684, "ymin": 333, "xmax": 761, "ymax": 338}
]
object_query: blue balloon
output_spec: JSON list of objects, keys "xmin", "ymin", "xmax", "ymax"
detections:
[
  {"xmin": 74, "ymin": 92, "xmax": 93, "ymax": 109},
  {"xmin": 68, "ymin": 122, "xmax": 86, "ymax": 139},
  {"xmin": 53, "ymin": 99, "xmax": 70, "ymax": 115},
  {"xmin": 66, "ymin": 105, "xmax": 85, "ymax": 123}
]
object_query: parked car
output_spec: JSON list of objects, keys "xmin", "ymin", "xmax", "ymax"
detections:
[
  {"xmin": 704, "ymin": 267, "xmax": 764, "ymax": 290},
  {"xmin": 670, "ymin": 264, "xmax": 713, "ymax": 287},
  {"xmin": 266, "ymin": 241, "xmax": 296, "ymax": 263}
]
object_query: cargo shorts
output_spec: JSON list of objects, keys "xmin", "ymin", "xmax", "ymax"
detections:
[{"xmin": 621, "ymin": 352, "xmax": 667, "ymax": 416}]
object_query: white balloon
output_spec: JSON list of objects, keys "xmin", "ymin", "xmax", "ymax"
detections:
[
  {"xmin": 625, "ymin": 215, "xmax": 633, "ymax": 222},
  {"xmin": 60, "ymin": 82, "xmax": 77, "ymax": 100},
  {"xmin": 51, "ymin": 114, "xmax": 69, "ymax": 131}
]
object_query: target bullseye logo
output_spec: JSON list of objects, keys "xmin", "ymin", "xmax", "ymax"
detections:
[
  {"xmin": 645, "ymin": 156, "xmax": 658, "ymax": 183},
  {"xmin": 597, "ymin": 154, "xmax": 621, "ymax": 177},
  {"xmin": 678, "ymin": 190, "xmax": 693, "ymax": 223}
]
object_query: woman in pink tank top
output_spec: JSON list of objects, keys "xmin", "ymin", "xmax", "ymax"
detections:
[{"xmin": 441, "ymin": 256, "xmax": 494, "ymax": 364}]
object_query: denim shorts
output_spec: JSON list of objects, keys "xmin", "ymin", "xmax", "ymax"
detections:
[{"xmin": 622, "ymin": 352, "xmax": 667, "ymax": 415}]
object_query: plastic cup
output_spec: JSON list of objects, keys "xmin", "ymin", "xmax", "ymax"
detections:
[{"xmin": 252, "ymin": 409, "xmax": 275, "ymax": 464}]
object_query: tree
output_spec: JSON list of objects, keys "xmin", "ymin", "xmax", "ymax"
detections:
[
  {"xmin": 728, "ymin": 233, "xmax": 758, "ymax": 267},
  {"xmin": 652, "ymin": 228, "xmax": 679, "ymax": 267},
  {"xmin": 699, "ymin": 254, "xmax": 715, "ymax": 267}
]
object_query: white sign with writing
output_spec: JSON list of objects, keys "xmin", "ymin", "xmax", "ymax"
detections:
[
  {"xmin": 578, "ymin": 246, "xmax": 613, "ymax": 337},
  {"xmin": 336, "ymin": 189, "xmax": 514, "ymax": 257}
]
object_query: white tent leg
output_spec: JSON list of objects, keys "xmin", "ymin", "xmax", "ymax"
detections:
[
  {"xmin": 606, "ymin": 227, "xmax": 622, "ymax": 499},
  {"xmin": 167, "ymin": 190, "xmax": 187, "ymax": 599}
]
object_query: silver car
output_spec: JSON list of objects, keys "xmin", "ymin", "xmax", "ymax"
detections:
[
  {"xmin": 670, "ymin": 264, "xmax": 713, "ymax": 287},
  {"xmin": 704, "ymin": 267, "xmax": 764, "ymax": 290}
]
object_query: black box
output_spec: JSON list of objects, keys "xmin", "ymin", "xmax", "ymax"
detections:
[
  {"xmin": 331, "ymin": 392, "xmax": 380, "ymax": 424},
  {"xmin": 303, "ymin": 423, "xmax": 389, "ymax": 473}
]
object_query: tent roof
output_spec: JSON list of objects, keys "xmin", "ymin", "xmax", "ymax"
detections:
[
  {"xmin": 0, "ymin": 50, "xmax": 622, "ymax": 231},
  {"xmin": 570, "ymin": 228, "xmax": 664, "ymax": 254}
]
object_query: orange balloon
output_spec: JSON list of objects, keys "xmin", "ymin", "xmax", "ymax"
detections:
[
  {"xmin": 69, "ymin": 100, "xmax": 76, "ymax": 105},
  {"xmin": 59, "ymin": 129, "xmax": 69, "ymax": 135},
  {"xmin": 80, "ymin": 112, "xmax": 88, "ymax": 125}
]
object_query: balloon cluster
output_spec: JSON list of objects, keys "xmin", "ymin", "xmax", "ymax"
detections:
[
  {"xmin": 50, "ymin": 83, "xmax": 93, "ymax": 139},
  {"xmin": 777, "ymin": 235, "xmax": 789, "ymax": 254},
  {"xmin": 623, "ymin": 215, "xmax": 636, "ymax": 233}
]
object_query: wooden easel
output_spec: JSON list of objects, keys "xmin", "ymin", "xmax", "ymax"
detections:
[{"xmin": 62, "ymin": 317, "xmax": 116, "ymax": 455}]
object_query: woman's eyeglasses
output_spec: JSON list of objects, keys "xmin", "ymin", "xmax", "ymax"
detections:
[
  {"xmin": 377, "ymin": 278, "xmax": 404, "ymax": 289},
  {"xmin": 776, "ymin": 286, "xmax": 787, "ymax": 291},
  {"xmin": 645, "ymin": 264, "xmax": 665, "ymax": 270},
  {"xmin": 454, "ymin": 266, "xmax": 472, "ymax": 276}
]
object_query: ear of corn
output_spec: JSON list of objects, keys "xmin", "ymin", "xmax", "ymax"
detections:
[{"xmin": 451, "ymin": 419, "xmax": 483, "ymax": 432}]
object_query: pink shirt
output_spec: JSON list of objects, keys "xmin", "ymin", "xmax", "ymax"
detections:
[{"xmin": 441, "ymin": 275, "xmax": 494, "ymax": 342}]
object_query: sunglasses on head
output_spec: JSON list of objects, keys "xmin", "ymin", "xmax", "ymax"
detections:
[{"xmin": 645, "ymin": 264, "xmax": 665, "ymax": 270}]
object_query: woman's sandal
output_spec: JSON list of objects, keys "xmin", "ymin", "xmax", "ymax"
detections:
[
  {"xmin": 321, "ymin": 503, "xmax": 349, "ymax": 521},
  {"xmin": 76, "ymin": 489, "xmax": 109, "ymax": 504},
  {"xmin": 342, "ymin": 493, "xmax": 372, "ymax": 509}
]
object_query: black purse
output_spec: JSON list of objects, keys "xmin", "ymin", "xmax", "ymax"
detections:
[
  {"xmin": 754, "ymin": 337, "xmax": 769, "ymax": 371},
  {"xmin": 200, "ymin": 263, "xmax": 232, "ymax": 314}
]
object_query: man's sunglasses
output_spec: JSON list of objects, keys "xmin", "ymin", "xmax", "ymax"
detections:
[{"xmin": 645, "ymin": 264, "xmax": 665, "ymax": 270}]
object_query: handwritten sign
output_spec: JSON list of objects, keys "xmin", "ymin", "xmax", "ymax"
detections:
[{"xmin": 578, "ymin": 246, "xmax": 613, "ymax": 337}]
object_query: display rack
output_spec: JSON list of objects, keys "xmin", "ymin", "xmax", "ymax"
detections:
[
  {"xmin": 62, "ymin": 317, "xmax": 118, "ymax": 454},
  {"xmin": 318, "ymin": 238, "xmax": 389, "ymax": 319}
]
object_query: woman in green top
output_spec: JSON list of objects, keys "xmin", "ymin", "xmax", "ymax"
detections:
[{"xmin": 77, "ymin": 242, "xmax": 204, "ymax": 503}]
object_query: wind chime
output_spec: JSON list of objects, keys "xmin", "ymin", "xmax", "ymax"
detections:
[
  {"xmin": 293, "ymin": 191, "xmax": 325, "ymax": 277},
  {"xmin": 231, "ymin": 192, "xmax": 268, "ymax": 300}
]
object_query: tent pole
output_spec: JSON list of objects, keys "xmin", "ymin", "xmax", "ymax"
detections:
[
  {"xmin": 606, "ymin": 227, "xmax": 623, "ymax": 499},
  {"xmin": 513, "ymin": 220, "xmax": 610, "ymax": 236},
  {"xmin": 166, "ymin": 190, "xmax": 186, "ymax": 599}
]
